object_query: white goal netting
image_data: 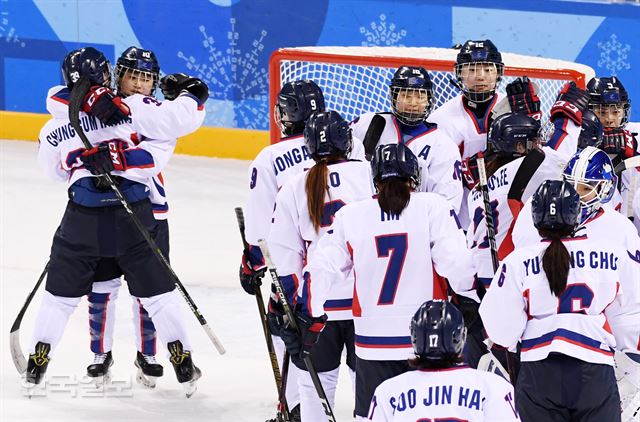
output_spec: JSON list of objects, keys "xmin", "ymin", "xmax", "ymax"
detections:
[{"xmin": 270, "ymin": 46, "xmax": 595, "ymax": 141}]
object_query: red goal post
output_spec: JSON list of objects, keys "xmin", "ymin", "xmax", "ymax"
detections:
[{"xmin": 268, "ymin": 46, "xmax": 595, "ymax": 144}]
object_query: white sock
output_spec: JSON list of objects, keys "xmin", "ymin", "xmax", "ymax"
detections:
[{"xmin": 30, "ymin": 291, "xmax": 81, "ymax": 356}]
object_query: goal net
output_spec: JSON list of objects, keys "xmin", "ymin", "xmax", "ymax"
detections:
[{"xmin": 268, "ymin": 46, "xmax": 595, "ymax": 143}]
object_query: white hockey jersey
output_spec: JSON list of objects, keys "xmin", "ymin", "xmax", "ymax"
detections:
[
  {"xmin": 244, "ymin": 134, "xmax": 313, "ymax": 265},
  {"xmin": 244, "ymin": 134, "xmax": 365, "ymax": 265},
  {"xmin": 479, "ymin": 236, "xmax": 640, "ymax": 365},
  {"xmin": 351, "ymin": 112, "xmax": 463, "ymax": 214},
  {"xmin": 302, "ymin": 192, "xmax": 476, "ymax": 360},
  {"xmin": 429, "ymin": 93, "xmax": 504, "ymax": 160},
  {"xmin": 467, "ymin": 146, "xmax": 572, "ymax": 286},
  {"xmin": 368, "ymin": 366, "xmax": 520, "ymax": 421},
  {"xmin": 44, "ymin": 85, "xmax": 205, "ymax": 218},
  {"xmin": 268, "ymin": 160, "xmax": 375, "ymax": 320},
  {"xmin": 38, "ymin": 115, "xmax": 175, "ymax": 200}
]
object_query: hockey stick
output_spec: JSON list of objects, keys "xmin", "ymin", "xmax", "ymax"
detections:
[
  {"xmin": 476, "ymin": 152, "xmax": 518, "ymax": 386},
  {"xmin": 69, "ymin": 77, "xmax": 225, "ymax": 355},
  {"xmin": 476, "ymin": 152, "xmax": 500, "ymax": 272},
  {"xmin": 363, "ymin": 114, "xmax": 386, "ymax": 161},
  {"xmin": 10, "ymin": 261, "xmax": 50, "ymax": 374},
  {"xmin": 258, "ymin": 238, "xmax": 337, "ymax": 422},
  {"xmin": 234, "ymin": 207, "xmax": 290, "ymax": 421}
]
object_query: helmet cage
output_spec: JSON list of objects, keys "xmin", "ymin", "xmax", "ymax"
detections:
[
  {"xmin": 455, "ymin": 61, "xmax": 504, "ymax": 103},
  {"xmin": 390, "ymin": 86, "xmax": 433, "ymax": 125},
  {"xmin": 590, "ymin": 103, "xmax": 629, "ymax": 129},
  {"xmin": 562, "ymin": 174, "xmax": 614, "ymax": 221},
  {"xmin": 116, "ymin": 65, "xmax": 159, "ymax": 96}
]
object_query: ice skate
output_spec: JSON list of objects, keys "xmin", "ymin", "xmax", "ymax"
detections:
[
  {"xmin": 26, "ymin": 342, "xmax": 51, "ymax": 386},
  {"xmin": 168, "ymin": 340, "xmax": 201, "ymax": 398},
  {"xmin": 134, "ymin": 351, "xmax": 163, "ymax": 388},
  {"xmin": 86, "ymin": 351, "xmax": 113, "ymax": 388}
]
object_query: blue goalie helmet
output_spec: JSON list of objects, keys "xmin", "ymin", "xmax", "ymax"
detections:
[
  {"xmin": 562, "ymin": 146, "xmax": 616, "ymax": 222},
  {"xmin": 411, "ymin": 300, "xmax": 467, "ymax": 361},
  {"xmin": 303, "ymin": 111, "xmax": 352, "ymax": 160},
  {"xmin": 586, "ymin": 76, "xmax": 631, "ymax": 128},
  {"xmin": 455, "ymin": 39, "xmax": 504, "ymax": 103},
  {"xmin": 389, "ymin": 66, "xmax": 434, "ymax": 126},
  {"xmin": 532, "ymin": 180, "xmax": 581, "ymax": 233},
  {"xmin": 488, "ymin": 112, "xmax": 541, "ymax": 158},
  {"xmin": 371, "ymin": 143, "xmax": 421, "ymax": 190},
  {"xmin": 116, "ymin": 46, "xmax": 161, "ymax": 96},
  {"xmin": 62, "ymin": 47, "xmax": 111, "ymax": 89}
]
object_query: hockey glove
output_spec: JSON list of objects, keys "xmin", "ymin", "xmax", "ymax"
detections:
[
  {"xmin": 603, "ymin": 128, "xmax": 638, "ymax": 159},
  {"xmin": 461, "ymin": 154, "xmax": 480, "ymax": 190},
  {"xmin": 83, "ymin": 86, "xmax": 131, "ymax": 126},
  {"xmin": 266, "ymin": 296, "xmax": 286, "ymax": 337},
  {"xmin": 238, "ymin": 253, "xmax": 265, "ymax": 295},
  {"xmin": 80, "ymin": 139, "xmax": 128, "ymax": 175},
  {"xmin": 280, "ymin": 309, "xmax": 327, "ymax": 360},
  {"xmin": 160, "ymin": 73, "xmax": 210, "ymax": 103},
  {"xmin": 506, "ymin": 77, "xmax": 541, "ymax": 120},
  {"xmin": 550, "ymin": 82, "xmax": 589, "ymax": 126},
  {"xmin": 451, "ymin": 293, "xmax": 480, "ymax": 328}
]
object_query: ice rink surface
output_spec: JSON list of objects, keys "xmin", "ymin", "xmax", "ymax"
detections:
[{"xmin": 0, "ymin": 140, "xmax": 354, "ymax": 421}]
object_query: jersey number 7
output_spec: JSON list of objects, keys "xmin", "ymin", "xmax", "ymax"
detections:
[{"xmin": 375, "ymin": 233, "xmax": 408, "ymax": 305}]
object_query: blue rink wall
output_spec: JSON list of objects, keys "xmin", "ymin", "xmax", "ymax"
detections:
[{"xmin": 1, "ymin": 0, "xmax": 640, "ymax": 157}]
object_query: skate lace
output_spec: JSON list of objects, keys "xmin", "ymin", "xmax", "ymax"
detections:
[
  {"xmin": 92, "ymin": 353, "xmax": 108, "ymax": 365},
  {"xmin": 142, "ymin": 354, "xmax": 158, "ymax": 365}
]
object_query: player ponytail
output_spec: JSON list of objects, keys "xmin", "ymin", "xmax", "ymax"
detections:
[
  {"xmin": 538, "ymin": 228, "xmax": 571, "ymax": 296},
  {"xmin": 306, "ymin": 157, "xmax": 331, "ymax": 232},
  {"xmin": 377, "ymin": 177, "xmax": 411, "ymax": 216},
  {"xmin": 533, "ymin": 180, "xmax": 580, "ymax": 297}
]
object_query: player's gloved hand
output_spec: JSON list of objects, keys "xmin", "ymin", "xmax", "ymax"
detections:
[
  {"xmin": 266, "ymin": 296, "xmax": 286, "ymax": 337},
  {"xmin": 461, "ymin": 154, "xmax": 479, "ymax": 190},
  {"xmin": 603, "ymin": 127, "xmax": 638, "ymax": 159},
  {"xmin": 452, "ymin": 294, "xmax": 480, "ymax": 328},
  {"xmin": 238, "ymin": 253, "xmax": 265, "ymax": 295},
  {"xmin": 506, "ymin": 77, "xmax": 541, "ymax": 120},
  {"xmin": 550, "ymin": 82, "xmax": 589, "ymax": 126},
  {"xmin": 83, "ymin": 86, "xmax": 131, "ymax": 126},
  {"xmin": 160, "ymin": 73, "xmax": 210, "ymax": 103},
  {"xmin": 80, "ymin": 139, "xmax": 128, "ymax": 175},
  {"xmin": 280, "ymin": 308, "xmax": 327, "ymax": 360}
]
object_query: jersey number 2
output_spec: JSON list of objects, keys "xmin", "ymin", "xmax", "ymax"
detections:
[{"xmin": 375, "ymin": 233, "xmax": 408, "ymax": 305}]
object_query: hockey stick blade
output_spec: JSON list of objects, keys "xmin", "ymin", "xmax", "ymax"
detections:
[
  {"xmin": 363, "ymin": 114, "xmax": 386, "ymax": 160},
  {"xmin": 10, "ymin": 262, "xmax": 49, "ymax": 374}
]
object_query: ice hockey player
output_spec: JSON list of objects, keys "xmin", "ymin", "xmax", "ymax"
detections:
[
  {"xmin": 429, "ymin": 39, "xmax": 505, "ymax": 227},
  {"xmin": 282, "ymin": 143, "xmax": 476, "ymax": 421},
  {"xmin": 480, "ymin": 179, "xmax": 640, "ymax": 421},
  {"xmin": 30, "ymin": 47, "xmax": 205, "ymax": 396},
  {"xmin": 240, "ymin": 79, "xmax": 326, "ymax": 421},
  {"xmin": 350, "ymin": 65, "xmax": 463, "ymax": 214},
  {"xmin": 586, "ymin": 76, "xmax": 640, "ymax": 228},
  {"xmin": 268, "ymin": 110, "xmax": 374, "ymax": 421},
  {"xmin": 368, "ymin": 300, "xmax": 519, "ymax": 421},
  {"xmin": 44, "ymin": 46, "xmax": 208, "ymax": 389}
]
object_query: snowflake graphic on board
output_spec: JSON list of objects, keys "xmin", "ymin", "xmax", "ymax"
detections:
[
  {"xmin": 597, "ymin": 34, "xmax": 631, "ymax": 75},
  {"xmin": 177, "ymin": 18, "xmax": 269, "ymax": 129},
  {"xmin": 360, "ymin": 14, "xmax": 407, "ymax": 47},
  {"xmin": 0, "ymin": 0, "xmax": 26, "ymax": 47}
]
